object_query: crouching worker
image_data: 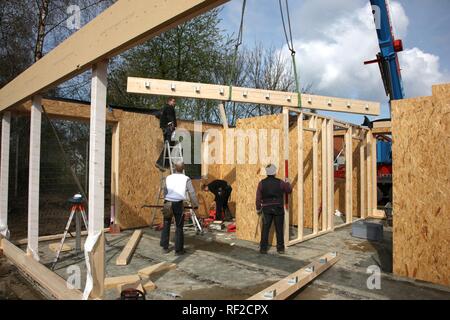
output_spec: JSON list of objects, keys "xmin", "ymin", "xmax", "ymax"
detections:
[
  {"xmin": 202, "ymin": 180, "xmax": 233, "ymax": 221},
  {"xmin": 160, "ymin": 161, "xmax": 199, "ymax": 255},
  {"xmin": 256, "ymin": 164, "xmax": 292, "ymax": 254}
]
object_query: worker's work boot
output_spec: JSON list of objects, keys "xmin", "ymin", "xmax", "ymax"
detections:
[
  {"xmin": 277, "ymin": 249, "xmax": 285, "ymax": 255},
  {"xmin": 259, "ymin": 249, "xmax": 268, "ymax": 255},
  {"xmin": 162, "ymin": 248, "xmax": 170, "ymax": 254},
  {"xmin": 175, "ymin": 250, "xmax": 186, "ymax": 256}
]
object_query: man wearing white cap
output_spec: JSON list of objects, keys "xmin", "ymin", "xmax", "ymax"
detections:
[{"xmin": 255, "ymin": 164, "xmax": 292, "ymax": 254}]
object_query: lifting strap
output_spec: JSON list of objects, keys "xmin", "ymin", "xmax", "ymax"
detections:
[
  {"xmin": 227, "ymin": 0, "xmax": 247, "ymax": 101},
  {"xmin": 279, "ymin": 0, "xmax": 302, "ymax": 109}
]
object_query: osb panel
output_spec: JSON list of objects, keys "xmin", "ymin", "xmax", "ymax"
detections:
[
  {"xmin": 116, "ymin": 112, "xmax": 162, "ymax": 228},
  {"xmin": 117, "ymin": 115, "xmax": 223, "ymax": 228},
  {"xmin": 392, "ymin": 83, "xmax": 450, "ymax": 286},
  {"xmin": 235, "ymin": 115, "xmax": 283, "ymax": 244}
]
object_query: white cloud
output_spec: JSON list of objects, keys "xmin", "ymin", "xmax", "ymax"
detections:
[{"xmin": 286, "ymin": 1, "xmax": 450, "ymax": 102}]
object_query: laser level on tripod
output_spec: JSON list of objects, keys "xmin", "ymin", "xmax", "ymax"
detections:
[{"xmin": 51, "ymin": 194, "xmax": 88, "ymax": 270}]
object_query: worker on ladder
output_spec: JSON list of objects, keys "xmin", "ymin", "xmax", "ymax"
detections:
[
  {"xmin": 160, "ymin": 161, "xmax": 199, "ymax": 255},
  {"xmin": 156, "ymin": 97, "xmax": 178, "ymax": 171}
]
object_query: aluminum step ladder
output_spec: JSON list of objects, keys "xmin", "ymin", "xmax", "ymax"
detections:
[{"xmin": 151, "ymin": 141, "xmax": 203, "ymax": 235}]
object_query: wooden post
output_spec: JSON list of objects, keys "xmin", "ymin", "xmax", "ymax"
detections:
[
  {"xmin": 360, "ymin": 132, "xmax": 366, "ymax": 219},
  {"xmin": 111, "ymin": 123, "xmax": 120, "ymax": 226},
  {"xmin": 282, "ymin": 108, "xmax": 289, "ymax": 247},
  {"xmin": 321, "ymin": 119, "xmax": 328, "ymax": 231},
  {"xmin": 327, "ymin": 119, "xmax": 335, "ymax": 231},
  {"xmin": 0, "ymin": 112, "xmax": 11, "ymax": 238},
  {"xmin": 345, "ymin": 127, "xmax": 353, "ymax": 223},
  {"xmin": 312, "ymin": 116, "xmax": 319, "ymax": 234},
  {"xmin": 371, "ymin": 133, "xmax": 378, "ymax": 214},
  {"xmin": 27, "ymin": 96, "xmax": 42, "ymax": 260},
  {"xmin": 297, "ymin": 113, "xmax": 304, "ymax": 241},
  {"xmin": 86, "ymin": 60, "xmax": 108, "ymax": 299}
]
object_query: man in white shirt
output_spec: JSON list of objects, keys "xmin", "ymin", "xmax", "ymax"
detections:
[{"xmin": 160, "ymin": 161, "xmax": 199, "ymax": 255}]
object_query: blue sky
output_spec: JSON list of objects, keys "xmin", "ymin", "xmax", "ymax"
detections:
[{"xmin": 218, "ymin": 0, "xmax": 450, "ymax": 124}]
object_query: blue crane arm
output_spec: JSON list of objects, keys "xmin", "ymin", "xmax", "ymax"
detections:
[{"xmin": 367, "ymin": 0, "xmax": 405, "ymax": 101}]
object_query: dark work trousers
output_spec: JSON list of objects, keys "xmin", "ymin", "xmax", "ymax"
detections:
[
  {"xmin": 160, "ymin": 201, "xmax": 185, "ymax": 252},
  {"xmin": 260, "ymin": 206, "xmax": 285, "ymax": 251},
  {"xmin": 156, "ymin": 127, "xmax": 175, "ymax": 169},
  {"xmin": 214, "ymin": 186, "xmax": 232, "ymax": 221}
]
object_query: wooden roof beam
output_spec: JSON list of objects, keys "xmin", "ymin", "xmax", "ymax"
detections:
[{"xmin": 127, "ymin": 77, "xmax": 381, "ymax": 116}]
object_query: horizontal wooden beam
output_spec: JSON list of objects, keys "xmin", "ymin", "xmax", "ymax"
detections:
[
  {"xmin": 1, "ymin": 238, "xmax": 83, "ymax": 300},
  {"xmin": 0, "ymin": 0, "xmax": 229, "ymax": 111},
  {"xmin": 247, "ymin": 252, "xmax": 339, "ymax": 300},
  {"xmin": 127, "ymin": 78, "xmax": 381, "ymax": 115}
]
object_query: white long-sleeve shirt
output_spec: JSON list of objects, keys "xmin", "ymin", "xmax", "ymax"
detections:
[{"xmin": 164, "ymin": 173, "xmax": 199, "ymax": 207}]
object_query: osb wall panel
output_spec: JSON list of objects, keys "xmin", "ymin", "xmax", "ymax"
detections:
[
  {"xmin": 117, "ymin": 118, "xmax": 224, "ymax": 228},
  {"xmin": 235, "ymin": 115, "xmax": 284, "ymax": 244},
  {"xmin": 392, "ymin": 83, "xmax": 450, "ymax": 286}
]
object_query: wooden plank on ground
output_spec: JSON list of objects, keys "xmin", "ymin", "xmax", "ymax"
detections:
[
  {"xmin": 142, "ymin": 280, "xmax": 157, "ymax": 292},
  {"xmin": 247, "ymin": 252, "xmax": 339, "ymax": 300},
  {"xmin": 138, "ymin": 262, "xmax": 177, "ymax": 278},
  {"xmin": 104, "ymin": 274, "xmax": 141, "ymax": 290},
  {"xmin": 116, "ymin": 229, "xmax": 143, "ymax": 266},
  {"xmin": 1, "ymin": 238, "xmax": 83, "ymax": 300},
  {"xmin": 116, "ymin": 279, "xmax": 145, "ymax": 295}
]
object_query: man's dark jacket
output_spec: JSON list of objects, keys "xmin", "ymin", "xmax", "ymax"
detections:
[{"xmin": 160, "ymin": 104, "xmax": 177, "ymax": 129}]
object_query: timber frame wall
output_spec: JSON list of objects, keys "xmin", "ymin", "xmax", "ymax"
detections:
[{"xmin": 0, "ymin": 0, "xmax": 383, "ymax": 299}]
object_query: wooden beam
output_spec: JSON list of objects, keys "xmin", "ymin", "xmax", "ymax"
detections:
[
  {"xmin": 116, "ymin": 230, "xmax": 143, "ymax": 266},
  {"xmin": 371, "ymin": 133, "xmax": 378, "ymax": 214},
  {"xmin": 11, "ymin": 99, "xmax": 119, "ymax": 123},
  {"xmin": 86, "ymin": 61, "xmax": 108, "ymax": 299},
  {"xmin": 345, "ymin": 127, "xmax": 353, "ymax": 223},
  {"xmin": 127, "ymin": 78, "xmax": 381, "ymax": 115},
  {"xmin": 327, "ymin": 119, "xmax": 335, "ymax": 231},
  {"xmin": 297, "ymin": 113, "xmax": 304, "ymax": 241},
  {"xmin": 13, "ymin": 228, "xmax": 109, "ymax": 246},
  {"xmin": 1, "ymin": 238, "xmax": 83, "ymax": 300},
  {"xmin": 27, "ymin": 96, "xmax": 42, "ymax": 261},
  {"xmin": 283, "ymin": 108, "xmax": 290, "ymax": 247},
  {"xmin": 138, "ymin": 262, "xmax": 177, "ymax": 278},
  {"xmin": 0, "ymin": 112, "xmax": 11, "ymax": 238},
  {"xmin": 372, "ymin": 121, "xmax": 391, "ymax": 129},
  {"xmin": 321, "ymin": 119, "xmax": 328, "ymax": 231},
  {"xmin": 0, "ymin": 0, "xmax": 229, "ymax": 110},
  {"xmin": 111, "ymin": 123, "xmax": 121, "ymax": 226},
  {"xmin": 247, "ymin": 252, "xmax": 339, "ymax": 300},
  {"xmin": 312, "ymin": 117, "xmax": 319, "ymax": 234},
  {"xmin": 360, "ymin": 133, "xmax": 366, "ymax": 219}
]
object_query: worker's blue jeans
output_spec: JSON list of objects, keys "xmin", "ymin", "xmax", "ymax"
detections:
[{"xmin": 160, "ymin": 201, "xmax": 184, "ymax": 252}]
